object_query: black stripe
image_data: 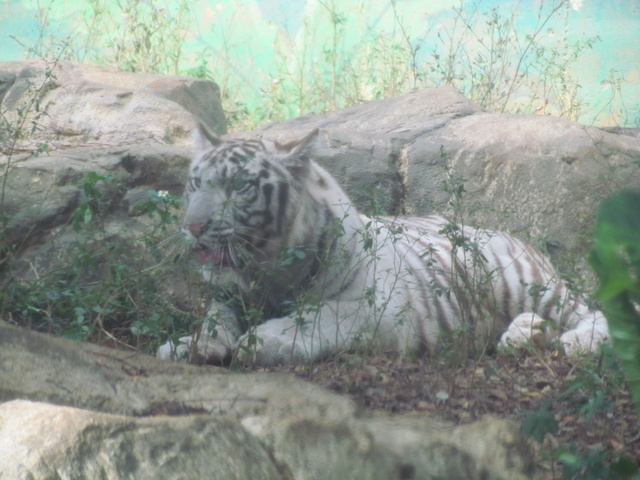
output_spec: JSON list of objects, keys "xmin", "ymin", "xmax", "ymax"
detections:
[
  {"xmin": 262, "ymin": 182, "xmax": 274, "ymax": 210},
  {"xmin": 276, "ymin": 181, "xmax": 289, "ymax": 234}
]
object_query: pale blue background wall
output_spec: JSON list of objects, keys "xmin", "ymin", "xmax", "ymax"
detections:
[{"xmin": 1, "ymin": 0, "xmax": 638, "ymax": 127}]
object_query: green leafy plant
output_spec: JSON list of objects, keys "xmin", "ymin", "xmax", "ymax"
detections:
[
  {"xmin": 1, "ymin": 166, "xmax": 198, "ymax": 352},
  {"xmin": 521, "ymin": 406, "xmax": 558, "ymax": 443},
  {"xmin": 519, "ymin": 350, "xmax": 638, "ymax": 480},
  {"xmin": 590, "ymin": 190, "xmax": 640, "ymax": 418},
  {"xmin": 555, "ymin": 444, "xmax": 638, "ymax": 480}
]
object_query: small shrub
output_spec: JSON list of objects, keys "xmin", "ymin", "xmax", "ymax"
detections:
[{"xmin": 1, "ymin": 167, "xmax": 200, "ymax": 353}]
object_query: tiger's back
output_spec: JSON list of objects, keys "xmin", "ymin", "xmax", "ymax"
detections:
[{"xmin": 157, "ymin": 125, "xmax": 608, "ymax": 365}]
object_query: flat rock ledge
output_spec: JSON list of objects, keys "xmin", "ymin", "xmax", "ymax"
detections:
[{"xmin": 0, "ymin": 323, "xmax": 535, "ymax": 480}]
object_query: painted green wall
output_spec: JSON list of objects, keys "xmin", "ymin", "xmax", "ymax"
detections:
[{"xmin": 1, "ymin": 0, "xmax": 638, "ymax": 127}]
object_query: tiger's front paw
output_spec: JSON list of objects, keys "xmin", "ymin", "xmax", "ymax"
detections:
[
  {"xmin": 157, "ymin": 335, "xmax": 192, "ymax": 362},
  {"xmin": 157, "ymin": 333, "xmax": 232, "ymax": 365},
  {"xmin": 235, "ymin": 321, "xmax": 316, "ymax": 366}
]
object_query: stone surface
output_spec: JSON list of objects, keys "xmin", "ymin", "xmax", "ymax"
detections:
[
  {"xmin": 0, "ymin": 323, "xmax": 536, "ymax": 480},
  {"xmin": 1, "ymin": 144, "xmax": 190, "ymax": 252},
  {"xmin": 0, "ymin": 400, "xmax": 282, "ymax": 480}
]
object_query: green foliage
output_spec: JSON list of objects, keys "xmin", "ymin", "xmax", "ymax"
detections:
[
  {"xmin": 0, "ymin": 169, "xmax": 197, "ymax": 353},
  {"xmin": 432, "ymin": 146, "xmax": 503, "ymax": 360},
  {"xmin": 554, "ymin": 349, "xmax": 626, "ymax": 429},
  {"xmin": 280, "ymin": 247, "xmax": 307, "ymax": 267},
  {"xmin": 554, "ymin": 445, "xmax": 638, "ymax": 480},
  {"xmin": 71, "ymin": 171, "xmax": 122, "ymax": 232},
  {"xmin": 590, "ymin": 190, "xmax": 640, "ymax": 418},
  {"xmin": 519, "ymin": 349, "xmax": 638, "ymax": 479},
  {"xmin": 577, "ymin": 390, "xmax": 613, "ymax": 421},
  {"xmin": 521, "ymin": 406, "xmax": 558, "ymax": 443}
]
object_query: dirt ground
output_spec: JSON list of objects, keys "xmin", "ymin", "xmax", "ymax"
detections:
[{"xmin": 260, "ymin": 348, "xmax": 639, "ymax": 479}]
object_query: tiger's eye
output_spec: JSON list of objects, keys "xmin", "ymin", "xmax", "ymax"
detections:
[{"xmin": 225, "ymin": 169, "xmax": 255, "ymax": 194}]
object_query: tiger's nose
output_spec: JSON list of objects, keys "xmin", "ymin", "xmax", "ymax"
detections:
[{"xmin": 184, "ymin": 223, "xmax": 206, "ymax": 238}]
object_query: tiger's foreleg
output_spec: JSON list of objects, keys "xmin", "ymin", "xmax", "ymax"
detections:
[
  {"xmin": 499, "ymin": 308, "xmax": 609, "ymax": 354},
  {"xmin": 157, "ymin": 301, "xmax": 241, "ymax": 364},
  {"xmin": 558, "ymin": 309, "xmax": 609, "ymax": 354},
  {"xmin": 234, "ymin": 298, "xmax": 397, "ymax": 366}
]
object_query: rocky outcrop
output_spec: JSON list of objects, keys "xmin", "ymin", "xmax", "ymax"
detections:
[
  {"xmin": 0, "ymin": 60, "xmax": 202, "ymax": 305},
  {"xmin": 0, "ymin": 323, "xmax": 535, "ymax": 480},
  {"xmin": 1, "ymin": 144, "xmax": 189, "ymax": 257},
  {"xmin": 1, "ymin": 400, "xmax": 285, "ymax": 480},
  {"xmin": 3, "ymin": 61, "xmax": 639, "ymax": 290}
]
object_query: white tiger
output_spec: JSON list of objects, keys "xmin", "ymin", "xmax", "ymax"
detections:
[{"xmin": 157, "ymin": 124, "xmax": 609, "ymax": 365}]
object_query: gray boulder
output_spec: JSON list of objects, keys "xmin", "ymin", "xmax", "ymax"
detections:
[
  {"xmin": 1, "ymin": 144, "xmax": 189, "ymax": 256},
  {"xmin": 0, "ymin": 59, "xmax": 225, "ymax": 151},
  {"xmin": 0, "ymin": 400, "xmax": 283, "ymax": 480},
  {"xmin": 0, "ymin": 61, "xmax": 215, "ymax": 317},
  {"xmin": 240, "ymin": 87, "xmax": 640, "ymax": 279},
  {"xmin": 0, "ymin": 323, "xmax": 535, "ymax": 480}
]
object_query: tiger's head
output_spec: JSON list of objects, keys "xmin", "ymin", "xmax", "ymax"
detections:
[{"xmin": 183, "ymin": 123, "xmax": 319, "ymax": 278}]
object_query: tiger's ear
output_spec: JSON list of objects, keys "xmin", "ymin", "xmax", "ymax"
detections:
[
  {"xmin": 192, "ymin": 122, "xmax": 222, "ymax": 153},
  {"xmin": 277, "ymin": 129, "xmax": 320, "ymax": 179},
  {"xmin": 276, "ymin": 128, "xmax": 320, "ymax": 156}
]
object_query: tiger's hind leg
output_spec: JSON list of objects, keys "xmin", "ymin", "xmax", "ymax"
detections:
[
  {"xmin": 498, "ymin": 312, "xmax": 559, "ymax": 350},
  {"xmin": 499, "ymin": 310, "xmax": 609, "ymax": 354},
  {"xmin": 558, "ymin": 310, "xmax": 608, "ymax": 355}
]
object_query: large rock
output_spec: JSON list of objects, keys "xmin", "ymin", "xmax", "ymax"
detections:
[
  {"xmin": 239, "ymin": 87, "xmax": 640, "ymax": 279},
  {"xmin": 1, "ymin": 144, "xmax": 189, "ymax": 254},
  {"xmin": 0, "ymin": 143, "xmax": 200, "ymax": 329},
  {"xmin": 0, "ymin": 323, "xmax": 535, "ymax": 480},
  {"xmin": 0, "ymin": 400, "xmax": 283, "ymax": 480},
  {"xmin": 0, "ymin": 59, "xmax": 225, "ymax": 151}
]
